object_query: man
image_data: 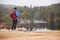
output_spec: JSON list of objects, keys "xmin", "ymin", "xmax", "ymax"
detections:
[{"xmin": 10, "ymin": 7, "xmax": 18, "ymax": 30}]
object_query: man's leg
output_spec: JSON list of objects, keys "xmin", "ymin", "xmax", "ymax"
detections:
[
  {"xmin": 12, "ymin": 20, "xmax": 14, "ymax": 30},
  {"xmin": 14, "ymin": 19, "xmax": 17, "ymax": 30},
  {"xmin": 14, "ymin": 24, "xmax": 16, "ymax": 30}
]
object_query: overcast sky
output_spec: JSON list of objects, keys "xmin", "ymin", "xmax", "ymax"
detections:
[{"xmin": 0, "ymin": 0, "xmax": 60, "ymax": 7}]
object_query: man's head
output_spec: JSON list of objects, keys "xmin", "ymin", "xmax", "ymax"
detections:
[{"xmin": 14, "ymin": 7, "xmax": 17, "ymax": 10}]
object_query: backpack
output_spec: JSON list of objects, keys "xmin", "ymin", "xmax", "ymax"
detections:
[{"xmin": 10, "ymin": 10, "xmax": 16, "ymax": 19}]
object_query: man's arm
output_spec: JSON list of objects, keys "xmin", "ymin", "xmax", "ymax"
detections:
[{"xmin": 15, "ymin": 10, "xmax": 18, "ymax": 17}]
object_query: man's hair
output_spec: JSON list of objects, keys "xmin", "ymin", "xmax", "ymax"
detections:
[{"xmin": 14, "ymin": 7, "xmax": 17, "ymax": 10}]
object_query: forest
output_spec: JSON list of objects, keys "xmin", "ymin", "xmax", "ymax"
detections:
[{"xmin": 0, "ymin": 3, "xmax": 60, "ymax": 30}]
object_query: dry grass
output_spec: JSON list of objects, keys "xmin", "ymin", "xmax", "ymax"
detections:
[{"xmin": 0, "ymin": 30, "xmax": 60, "ymax": 40}]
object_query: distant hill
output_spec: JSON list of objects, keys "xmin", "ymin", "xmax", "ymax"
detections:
[
  {"xmin": 0, "ymin": 4, "xmax": 16, "ymax": 22},
  {"xmin": 0, "ymin": 4, "xmax": 16, "ymax": 14}
]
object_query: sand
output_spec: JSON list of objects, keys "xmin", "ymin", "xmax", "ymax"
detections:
[{"xmin": 0, "ymin": 30, "xmax": 60, "ymax": 40}]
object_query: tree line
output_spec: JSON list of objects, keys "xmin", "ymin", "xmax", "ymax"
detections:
[{"xmin": 0, "ymin": 3, "xmax": 60, "ymax": 30}]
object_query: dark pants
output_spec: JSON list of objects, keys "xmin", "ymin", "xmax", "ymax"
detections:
[{"xmin": 12, "ymin": 19, "xmax": 17, "ymax": 30}]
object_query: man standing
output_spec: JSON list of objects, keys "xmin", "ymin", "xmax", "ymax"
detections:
[{"xmin": 10, "ymin": 7, "xmax": 18, "ymax": 30}]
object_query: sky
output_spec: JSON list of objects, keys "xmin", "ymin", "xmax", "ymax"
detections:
[{"xmin": 0, "ymin": 0, "xmax": 60, "ymax": 7}]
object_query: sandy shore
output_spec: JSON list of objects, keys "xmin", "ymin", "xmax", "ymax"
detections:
[{"xmin": 0, "ymin": 30, "xmax": 60, "ymax": 40}]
